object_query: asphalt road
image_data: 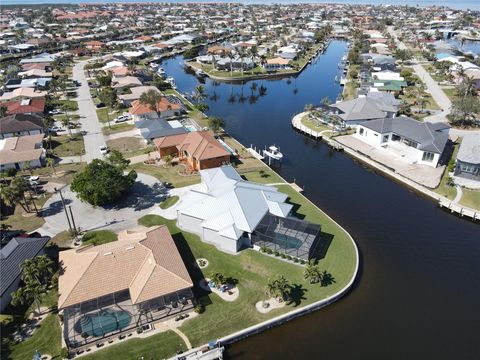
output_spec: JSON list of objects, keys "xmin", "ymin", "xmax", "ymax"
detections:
[{"xmin": 72, "ymin": 60, "xmax": 106, "ymax": 163}]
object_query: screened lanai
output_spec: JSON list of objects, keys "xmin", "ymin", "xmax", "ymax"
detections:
[{"xmin": 252, "ymin": 214, "xmax": 322, "ymax": 260}]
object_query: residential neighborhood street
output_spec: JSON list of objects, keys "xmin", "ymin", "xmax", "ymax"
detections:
[{"xmin": 72, "ymin": 60, "xmax": 106, "ymax": 162}]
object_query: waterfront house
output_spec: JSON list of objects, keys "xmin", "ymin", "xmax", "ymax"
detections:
[
  {"xmin": 330, "ymin": 96, "xmax": 397, "ymax": 127},
  {"xmin": 58, "ymin": 226, "xmax": 194, "ymax": 351},
  {"xmin": 263, "ymin": 57, "xmax": 291, "ymax": 71},
  {"xmin": 118, "ymin": 86, "xmax": 160, "ymax": 106},
  {"xmin": 135, "ymin": 118, "xmax": 187, "ymax": 141},
  {"xmin": 154, "ymin": 131, "xmax": 230, "ymax": 171},
  {"xmin": 454, "ymin": 134, "xmax": 480, "ymax": 187},
  {"xmin": 0, "ymin": 236, "xmax": 50, "ymax": 312},
  {"xmin": 0, "ymin": 134, "xmax": 46, "ymax": 171},
  {"xmin": 112, "ymin": 76, "xmax": 143, "ymax": 90},
  {"xmin": 0, "ymin": 114, "xmax": 44, "ymax": 139},
  {"xmin": 176, "ymin": 165, "xmax": 322, "ymax": 258},
  {"xmin": 354, "ymin": 117, "xmax": 450, "ymax": 168}
]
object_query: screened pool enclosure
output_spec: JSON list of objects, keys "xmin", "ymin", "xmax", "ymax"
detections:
[{"xmin": 252, "ymin": 214, "xmax": 322, "ymax": 260}]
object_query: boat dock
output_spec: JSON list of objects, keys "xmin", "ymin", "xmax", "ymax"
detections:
[
  {"xmin": 168, "ymin": 345, "xmax": 224, "ymax": 360},
  {"xmin": 438, "ymin": 200, "xmax": 480, "ymax": 221},
  {"xmin": 247, "ymin": 146, "xmax": 264, "ymax": 160},
  {"xmin": 291, "ymin": 112, "xmax": 324, "ymax": 139}
]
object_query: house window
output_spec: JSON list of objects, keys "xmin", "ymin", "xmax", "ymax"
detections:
[
  {"xmin": 460, "ymin": 164, "xmax": 473, "ymax": 173},
  {"xmin": 422, "ymin": 152, "xmax": 435, "ymax": 162},
  {"xmin": 391, "ymin": 134, "xmax": 401, "ymax": 142},
  {"xmin": 382, "ymin": 135, "xmax": 389, "ymax": 143},
  {"xmin": 359, "ymin": 128, "xmax": 364, "ymax": 135}
]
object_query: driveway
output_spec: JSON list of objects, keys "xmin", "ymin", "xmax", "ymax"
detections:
[
  {"xmin": 39, "ymin": 173, "xmax": 166, "ymax": 236},
  {"xmin": 72, "ymin": 60, "xmax": 106, "ymax": 162}
]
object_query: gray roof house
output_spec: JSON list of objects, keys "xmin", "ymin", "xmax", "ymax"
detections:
[
  {"xmin": 135, "ymin": 117, "xmax": 187, "ymax": 141},
  {"xmin": 0, "ymin": 236, "xmax": 50, "ymax": 311},
  {"xmin": 454, "ymin": 134, "xmax": 480, "ymax": 184},
  {"xmin": 355, "ymin": 117, "xmax": 450, "ymax": 167},
  {"xmin": 0, "ymin": 113, "xmax": 44, "ymax": 139},
  {"xmin": 330, "ymin": 96, "xmax": 398, "ymax": 126}
]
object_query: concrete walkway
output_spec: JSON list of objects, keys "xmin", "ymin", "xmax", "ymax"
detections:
[
  {"xmin": 72, "ymin": 60, "xmax": 106, "ymax": 162},
  {"xmin": 453, "ymin": 185, "xmax": 463, "ymax": 203}
]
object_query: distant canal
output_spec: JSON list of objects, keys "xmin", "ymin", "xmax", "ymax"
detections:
[{"xmin": 161, "ymin": 41, "xmax": 480, "ymax": 359}]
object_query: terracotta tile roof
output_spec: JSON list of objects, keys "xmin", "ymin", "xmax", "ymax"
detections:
[
  {"xmin": 177, "ymin": 131, "xmax": 230, "ymax": 161},
  {"xmin": 21, "ymin": 63, "xmax": 50, "ymax": 71},
  {"xmin": 5, "ymin": 98, "xmax": 45, "ymax": 115},
  {"xmin": 154, "ymin": 133, "xmax": 188, "ymax": 149},
  {"xmin": 0, "ymin": 134, "xmax": 44, "ymax": 166},
  {"xmin": 58, "ymin": 226, "xmax": 193, "ymax": 309},
  {"xmin": 129, "ymin": 97, "xmax": 181, "ymax": 115}
]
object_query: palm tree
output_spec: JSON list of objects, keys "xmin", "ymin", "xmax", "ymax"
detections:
[
  {"xmin": 304, "ymin": 260, "xmax": 322, "ymax": 284},
  {"xmin": 208, "ymin": 116, "xmax": 225, "ymax": 135},
  {"xmin": 0, "ymin": 105, "xmax": 7, "ymax": 117},
  {"xmin": 139, "ymin": 89, "xmax": 162, "ymax": 119},
  {"xmin": 193, "ymin": 85, "xmax": 206, "ymax": 103},
  {"xmin": 8, "ymin": 177, "xmax": 31, "ymax": 213},
  {"xmin": 11, "ymin": 279, "xmax": 45, "ymax": 314},
  {"xmin": 46, "ymin": 157, "xmax": 56, "ymax": 175},
  {"xmin": 304, "ymin": 103, "xmax": 314, "ymax": 113},
  {"xmin": 265, "ymin": 276, "xmax": 291, "ymax": 302},
  {"xmin": 210, "ymin": 272, "xmax": 225, "ymax": 288}
]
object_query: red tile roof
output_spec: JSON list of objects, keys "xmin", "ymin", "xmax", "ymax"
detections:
[
  {"xmin": 5, "ymin": 98, "xmax": 45, "ymax": 115},
  {"xmin": 129, "ymin": 98, "xmax": 181, "ymax": 116}
]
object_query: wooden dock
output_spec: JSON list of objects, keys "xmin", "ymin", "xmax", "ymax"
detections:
[
  {"xmin": 438, "ymin": 200, "xmax": 480, "ymax": 221},
  {"xmin": 246, "ymin": 146, "xmax": 264, "ymax": 160},
  {"xmin": 291, "ymin": 112, "xmax": 324, "ymax": 139}
]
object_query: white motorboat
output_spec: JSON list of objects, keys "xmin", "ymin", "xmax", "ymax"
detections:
[
  {"xmin": 263, "ymin": 145, "xmax": 283, "ymax": 162},
  {"xmin": 165, "ymin": 76, "xmax": 176, "ymax": 89},
  {"xmin": 195, "ymin": 68, "xmax": 207, "ymax": 77}
]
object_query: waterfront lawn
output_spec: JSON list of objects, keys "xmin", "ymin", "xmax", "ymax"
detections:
[
  {"xmin": 2, "ymin": 289, "xmax": 62, "ymax": 360},
  {"xmin": 82, "ymin": 230, "xmax": 118, "ymax": 246},
  {"xmin": 300, "ymin": 113, "xmax": 332, "ymax": 133},
  {"xmin": 80, "ymin": 330, "xmax": 187, "ymax": 360},
  {"xmin": 102, "ymin": 123, "xmax": 135, "ymax": 136},
  {"xmin": 240, "ymin": 169, "xmax": 284, "ymax": 185},
  {"xmin": 138, "ymin": 184, "xmax": 357, "ymax": 347},
  {"xmin": 434, "ymin": 169, "xmax": 457, "ymax": 200},
  {"xmin": 160, "ymin": 195, "xmax": 179, "ymax": 209},
  {"xmin": 130, "ymin": 163, "xmax": 201, "ymax": 188},
  {"xmin": 49, "ymin": 133, "xmax": 85, "ymax": 157},
  {"xmin": 460, "ymin": 189, "xmax": 480, "ymax": 211}
]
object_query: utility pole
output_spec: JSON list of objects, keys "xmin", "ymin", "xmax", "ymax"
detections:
[
  {"xmin": 55, "ymin": 187, "xmax": 72, "ymax": 233},
  {"xmin": 69, "ymin": 206, "xmax": 77, "ymax": 235}
]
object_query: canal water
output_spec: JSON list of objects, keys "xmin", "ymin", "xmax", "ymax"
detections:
[{"xmin": 161, "ymin": 41, "xmax": 480, "ymax": 359}]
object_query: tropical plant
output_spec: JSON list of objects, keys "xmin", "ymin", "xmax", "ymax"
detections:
[
  {"xmin": 193, "ymin": 85, "xmax": 206, "ymax": 103},
  {"xmin": 139, "ymin": 89, "xmax": 162, "ymax": 118},
  {"xmin": 265, "ymin": 276, "xmax": 291, "ymax": 302},
  {"xmin": 210, "ymin": 272, "xmax": 225, "ymax": 287},
  {"xmin": 208, "ymin": 116, "xmax": 225, "ymax": 135},
  {"xmin": 304, "ymin": 260, "xmax": 323, "ymax": 284}
]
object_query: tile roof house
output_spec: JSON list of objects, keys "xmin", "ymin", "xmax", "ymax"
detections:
[
  {"xmin": 118, "ymin": 86, "xmax": 160, "ymax": 106},
  {"xmin": 0, "ymin": 133, "xmax": 46, "ymax": 171},
  {"xmin": 0, "ymin": 113, "xmax": 44, "ymax": 139},
  {"xmin": 4, "ymin": 98, "xmax": 45, "ymax": 115},
  {"xmin": 0, "ymin": 87, "xmax": 47, "ymax": 102},
  {"xmin": 111, "ymin": 76, "xmax": 143, "ymax": 89},
  {"xmin": 0, "ymin": 236, "xmax": 50, "ymax": 312},
  {"xmin": 58, "ymin": 226, "xmax": 194, "ymax": 350},
  {"xmin": 354, "ymin": 117, "xmax": 450, "ymax": 167},
  {"xmin": 129, "ymin": 97, "xmax": 182, "ymax": 120},
  {"xmin": 154, "ymin": 131, "xmax": 230, "ymax": 171}
]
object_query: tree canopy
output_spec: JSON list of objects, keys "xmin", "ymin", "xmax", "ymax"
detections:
[{"xmin": 71, "ymin": 156, "xmax": 137, "ymax": 206}]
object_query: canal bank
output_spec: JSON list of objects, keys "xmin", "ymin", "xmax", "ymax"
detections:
[{"xmin": 160, "ymin": 40, "xmax": 480, "ymax": 360}]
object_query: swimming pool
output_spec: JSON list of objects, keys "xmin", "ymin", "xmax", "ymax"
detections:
[{"xmin": 78, "ymin": 309, "xmax": 131, "ymax": 337}]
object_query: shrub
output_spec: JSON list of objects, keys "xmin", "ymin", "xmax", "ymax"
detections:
[
  {"xmin": 194, "ymin": 305, "xmax": 204, "ymax": 314},
  {"xmin": 274, "ymin": 251, "xmax": 280, "ymax": 257},
  {"xmin": 286, "ymin": 255, "xmax": 293, "ymax": 260},
  {"xmin": 447, "ymin": 156, "xmax": 456, "ymax": 172},
  {"xmin": 260, "ymin": 246, "xmax": 267, "ymax": 253},
  {"xmin": 281, "ymin": 254, "xmax": 286, "ymax": 259},
  {"xmin": 266, "ymin": 248, "xmax": 273, "ymax": 254},
  {"xmin": 293, "ymin": 258, "xmax": 299, "ymax": 263},
  {"xmin": 5, "ymin": 168, "xmax": 17, "ymax": 177},
  {"xmin": 60, "ymin": 347, "xmax": 69, "ymax": 359},
  {"xmin": 300, "ymin": 259, "xmax": 306, "ymax": 265}
]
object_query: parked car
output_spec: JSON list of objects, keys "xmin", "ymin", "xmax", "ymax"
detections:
[
  {"xmin": 100, "ymin": 145, "xmax": 110, "ymax": 155},
  {"xmin": 96, "ymin": 102, "xmax": 105, "ymax": 108},
  {"xmin": 114, "ymin": 114, "xmax": 131, "ymax": 123},
  {"xmin": 28, "ymin": 175, "xmax": 40, "ymax": 186},
  {"xmin": 48, "ymin": 109, "xmax": 63, "ymax": 115},
  {"xmin": 48, "ymin": 126, "xmax": 64, "ymax": 133}
]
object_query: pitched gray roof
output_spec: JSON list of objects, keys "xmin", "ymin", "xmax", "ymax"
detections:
[
  {"xmin": 0, "ymin": 114, "xmax": 44, "ymax": 135},
  {"xmin": 331, "ymin": 97, "xmax": 393, "ymax": 122},
  {"xmin": 361, "ymin": 117, "xmax": 450, "ymax": 154},
  {"xmin": 135, "ymin": 118, "xmax": 187, "ymax": 140},
  {"xmin": 457, "ymin": 134, "xmax": 480, "ymax": 165},
  {"xmin": 0, "ymin": 236, "xmax": 50, "ymax": 296}
]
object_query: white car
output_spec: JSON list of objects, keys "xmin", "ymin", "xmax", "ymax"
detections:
[
  {"xmin": 28, "ymin": 175, "xmax": 40, "ymax": 186},
  {"xmin": 114, "ymin": 114, "xmax": 131, "ymax": 123},
  {"xmin": 100, "ymin": 146, "xmax": 110, "ymax": 155}
]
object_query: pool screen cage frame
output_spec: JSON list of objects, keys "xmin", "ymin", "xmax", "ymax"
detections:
[
  {"xmin": 251, "ymin": 214, "xmax": 322, "ymax": 260},
  {"xmin": 62, "ymin": 288, "xmax": 194, "ymax": 350}
]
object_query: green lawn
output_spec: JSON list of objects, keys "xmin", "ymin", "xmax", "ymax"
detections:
[
  {"xmin": 48, "ymin": 134, "xmax": 85, "ymax": 157},
  {"xmin": 130, "ymin": 163, "xmax": 201, "ymax": 188},
  {"xmin": 48, "ymin": 231, "xmax": 72, "ymax": 248},
  {"xmin": 102, "ymin": 123, "xmax": 135, "ymax": 136},
  {"xmin": 57, "ymin": 99, "xmax": 78, "ymax": 112},
  {"xmin": 106, "ymin": 137, "xmax": 151, "ymax": 158},
  {"xmin": 1, "ymin": 205, "xmax": 46, "ymax": 233},
  {"xmin": 433, "ymin": 143, "xmax": 460, "ymax": 200},
  {"xmin": 160, "ymin": 195, "xmax": 179, "ymax": 209},
  {"xmin": 96, "ymin": 108, "xmax": 126, "ymax": 123},
  {"xmin": 240, "ymin": 169, "xmax": 285, "ymax": 184},
  {"xmin": 138, "ymin": 183, "xmax": 357, "ymax": 347},
  {"xmin": 300, "ymin": 113, "xmax": 332, "ymax": 133},
  {"xmin": 80, "ymin": 330, "xmax": 187, "ymax": 360},
  {"xmin": 442, "ymin": 87, "xmax": 457, "ymax": 101},
  {"xmin": 2, "ymin": 290, "xmax": 62, "ymax": 360},
  {"xmin": 82, "ymin": 230, "xmax": 118, "ymax": 246},
  {"xmin": 460, "ymin": 189, "xmax": 480, "ymax": 211}
]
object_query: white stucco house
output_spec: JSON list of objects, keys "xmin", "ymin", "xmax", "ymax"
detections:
[
  {"xmin": 354, "ymin": 117, "xmax": 450, "ymax": 168},
  {"xmin": 176, "ymin": 166, "xmax": 294, "ymax": 254}
]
